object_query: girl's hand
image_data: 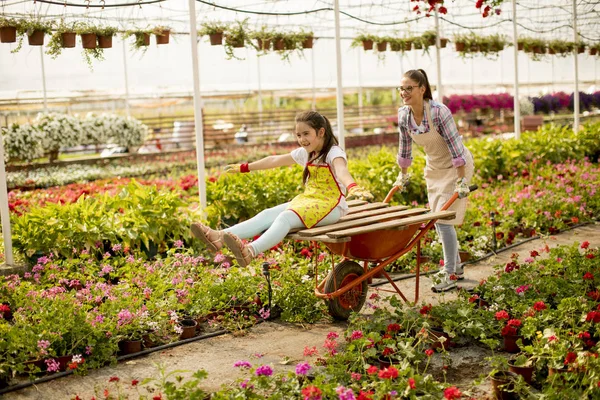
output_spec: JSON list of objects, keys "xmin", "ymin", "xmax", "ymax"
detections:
[
  {"xmin": 224, "ymin": 164, "xmax": 241, "ymax": 173},
  {"xmin": 347, "ymin": 185, "xmax": 374, "ymax": 202}
]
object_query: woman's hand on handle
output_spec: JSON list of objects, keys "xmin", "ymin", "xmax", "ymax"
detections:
[
  {"xmin": 393, "ymin": 172, "xmax": 411, "ymax": 192},
  {"xmin": 455, "ymin": 177, "xmax": 470, "ymax": 198}
]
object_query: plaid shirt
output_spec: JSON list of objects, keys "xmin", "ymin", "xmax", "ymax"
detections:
[{"xmin": 397, "ymin": 100, "xmax": 467, "ymax": 168}]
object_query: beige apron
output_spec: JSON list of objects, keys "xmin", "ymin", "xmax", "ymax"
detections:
[
  {"xmin": 410, "ymin": 101, "xmax": 474, "ymax": 225},
  {"xmin": 287, "ymin": 163, "xmax": 342, "ymax": 228}
]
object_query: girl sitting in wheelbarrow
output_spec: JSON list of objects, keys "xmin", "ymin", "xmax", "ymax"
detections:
[{"xmin": 191, "ymin": 110, "xmax": 373, "ymax": 267}]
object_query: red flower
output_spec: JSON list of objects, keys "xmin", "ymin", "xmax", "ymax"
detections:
[
  {"xmin": 586, "ymin": 253, "xmax": 595, "ymax": 259},
  {"xmin": 357, "ymin": 391, "xmax": 374, "ymax": 400},
  {"xmin": 439, "ymin": 6, "xmax": 447, "ymax": 14},
  {"xmin": 153, "ymin": 396, "xmax": 162, "ymax": 400},
  {"xmin": 68, "ymin": 362, "xmax": 79, "ymax": 370},
  {"xmin": 468, "ymin": 294, "xmax": 479, "ymax": 303},
  {"xmin": 475, "ymin": 0, "xmax": 484, "ymax": 8},
  {"xmin": 587, "ymin": 291, "xmax": 600, "ymax": 301},
  {"xmin": 586, "ymin": 311, "xmax": 600, "ymax": 323},
  {"xmin": 444, "ymin": 386, "xmax": 462, "ymax": 399},
  {"xmin": 131, "ymin": 379, "xmax": 139, "ymax": 386},
  {"xmin": 366, "ymin": 365, "xmax": 379, "ymax": 375},
  {"xmin": 408, "ymin": 377, "xmax": 416, "ymax": 389},
  {"xmin": 378, "ymin": 366, "xmax": 399, "ymax": 379},
  {"xmin": 507, "ymin": 319, "xmax": 522, "ymax": 327},
  {"xmin": 382, "ymin": 347, "xmax": 395, "ymax": 356},
  {"xmin": 420, "ymin": 304, "xmax": 432, "ymax": 315},
  {"xmin": 533, "ymin": 301, "xmax": 547, "ymax": 311},
  {"xmin": 578, "ymin": 331, "xmax": 591, "ymax": 340},
  {"xmin": 530, "ymin": 250, "xmax": 540, "ymax": 258},
  {"xmin": 571, "ymin": 216, "xmax": 579, "ymax": 224},
  {"xmin": 109, "ymin": 376, "xmax": 120, "ymax": 382},
  {"xmin": 583, "ymin": 272, "xmax": 594, "ymax": 280},
  {"xmin": 300, "ymin": 248, "xmax": 313, "ymax": 258},
  {"xmin": 581, "ymin": 241, "xmax": 590, "ymax": 249},
  {"xmin": 301, "ymin": 385, "xmax": 323, "ymax": 400},
  {"xmin": 564, "ymin": 352, "xmax": 577, "ymax": 365},
  {"xmin": 425, "ymin": 349, "xmax": 434, "ymax": 357},
  {"xmin": 387, "ymin": 323, "xmax": 401, "ymax": 332},
  {"xmin": 495, "ymin": 310, "xmax": 509, "ymax": 320}
]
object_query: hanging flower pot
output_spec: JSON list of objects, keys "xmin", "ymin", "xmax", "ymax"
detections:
[
  {"xmin": 490, "ymin": 371, "xmax": 518, "ymax": 400},
  {"xmin": 590, "ymin": 48, "xmax": 597, "ymax": 56},
  {"xmin": 28, "ymin": 30, "xmax": 46, "ymax": 46},
  {"xmin": 155, "ymin": 29, "xmax": 170, "ymax": 45},
  {"xmin": 302, "ymin": 36, "xmax": 313, "ymax": 49},
  {"xmin": 227, "ymin": 36, "xmax": 244, "ymax": 48},
  {"xmin": 0, "ymin": 26, "xmax": 17, "ymax": 43},
  {"xmin": 271, "ymin": 38, "xmax": 283, "ymax": 51},
  {"xmin": 209, "ymin": 32, "xmax": 223, "ymax": 45},
  {"xmin": 256, "ymin": 38, "xmax": 270, "ymax": 50},
  {"xmin": 118, "ymin": 339, "xmax": 143, "ymax": 355},
  {"xmin": 179, "ymin": 318, "xmax": 197, "ymax": 340},
  {"xmin": 440, "ymin": 38, "xmax": 448, "ymax": 48},
  {"xmin": 98, "ymin": 35, "xmax": 113, "ymax": 48},
  {"xmin": 376, "ymin": 41, "xmax": 387, "ymax": 52},
  {"xmin": 503, "ymin": 334, "xmax": 523, "ymax": 353},
  {"xmin": 403, "ymin": 41, "xmax": 412, "ymax": 51},
  {"xmin": 362, "ymin": 39, "xmax": 373, "ymax": 51},
  {"xmin": 61, "ymin": 32, "xmax": 76, "ymax": 48},
  {"xmin": 455, "ymin": 42, "xmax": 465, "ymax": 52},
  {"xmin": 517, "ymin": 43, "xmax": 524, "ymax": 51},
  {"xmin": 390, "ymin": 42, "xmax": 401, "ymax": 52},
  {"xmin": 577, "ymin": 45, "xmax": 585, "ymax": 54},
  {"xmin": 81, "ymin": 33, "xmax": 97, "ymax": 49},
  {"xmin": 141, "ymin": 32, "xmax": 150, "ymax": 46}
]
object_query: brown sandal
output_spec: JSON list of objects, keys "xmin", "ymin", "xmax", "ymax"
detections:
[
  {"xmin": 191, "ymin": 223, "xmax": 223, "ymax": 253},
  {"xmin": 222, "ymin": 232, "xmax": 254, "ymax": 268}
]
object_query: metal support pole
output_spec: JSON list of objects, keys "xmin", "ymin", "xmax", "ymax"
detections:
[
  {"xmin": 572, "ymin": 0, "xmax": 580, "ymax": 132},
  {"xmin": 188, "ymin": 0, "xmax": 206, "ymax": 209},
  {"xmin": 39, "ymin": 47, "xmax": 47, "ymax": 112},
  {"xmin": 434, "ymin": 7, "xmax": 443, "ymax": 100},
  {"xmin": 122, "ymin": 39, "xmax": 131, "ymax": 117},
  {"xmin": 512, "ymin": 0, "xmax": 521, "ymax": 139},
  {"xmin": 356, "ymin": 48, "xmax": 363, "ymax": 131},
  {"xmin": 256, "ymin": 55, "xmax": 263, "ymax": 131},
  {"xmin": 333, "ymin": 0, "xmax": 345, "ymax": 149},
  {"xmin": 0, "ymin": 137, "xmax": 14, "ymax": 265},
  {"xmin": 311, "ymin": 49, "xmax": 316, "ymax": 110}
]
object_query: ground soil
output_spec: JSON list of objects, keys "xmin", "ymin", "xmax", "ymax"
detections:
[{"xmin": 4, "ymin": 223, "xmax": 600, "ymax": 400}]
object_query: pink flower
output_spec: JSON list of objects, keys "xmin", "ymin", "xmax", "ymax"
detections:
[
  {"xmin": 255, "ymin": 365, "xmax": 273, "ymax": 376},
  {"xmin": 351, "ymin": 372, "xmax": 361, "ymax": 380},
  {"xmin": 295, "ymin": 362, "xmax": 311, "ymax": 376},
  {"xmin": 327, "ymin": 331, "xmax": 339, "ymax": 340},
  {"xmin": 350, "ymin": 330, "xmax": 363, "ymax": 340},
  {"xmin": 45, "ymin": 358, "xmax": 60, "ymax": 373},
  {"xmin": 303, "ymin": 346, "xmax": 318, "ymax": 356},
  {"xmin": 302, "ymin": 385, "xmax": 322, "ymax": 400},
  {"xmin": 233, "ymin": 360, "xmax": 251, "ymax": 369}
]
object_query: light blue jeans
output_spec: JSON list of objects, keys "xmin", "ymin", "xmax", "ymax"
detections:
[
  {"xmin": 224, "ymin": 202, "xmax": 342, "ymax": 255},
  {"xmin": 435, "ymin": 223, "xmax": 461, "ymax": 274}
]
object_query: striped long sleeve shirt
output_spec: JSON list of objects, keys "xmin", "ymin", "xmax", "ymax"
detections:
[{"xmin": 397, "ymin": 100, "xmax": 467, "ymax": 168}]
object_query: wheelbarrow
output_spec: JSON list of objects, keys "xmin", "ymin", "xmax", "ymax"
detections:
[{"xmin": 287, "ymin": 185, "xmax": 477, "ymax": 320}]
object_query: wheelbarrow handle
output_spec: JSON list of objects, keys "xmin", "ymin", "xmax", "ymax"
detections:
[{"xmin": 383, "ymin": 184, "xmax": 478, "ymax": 205}]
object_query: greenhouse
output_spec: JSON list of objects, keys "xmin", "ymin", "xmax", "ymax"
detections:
[{"xmin": 0, "ymin": 0, "xmax": 599, "ymax": 398}]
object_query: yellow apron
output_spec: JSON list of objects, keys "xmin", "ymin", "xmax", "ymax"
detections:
[{"xmin": 287, "ymin": 163, "xmax": 342, "ymax": 228}]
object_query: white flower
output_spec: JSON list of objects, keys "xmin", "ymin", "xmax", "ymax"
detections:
[{"xmin": 2, "ymin": 123, "xmax": 44, "ymax": 162}]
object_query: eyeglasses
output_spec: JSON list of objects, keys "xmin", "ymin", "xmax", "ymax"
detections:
[{"xmin": 396, "ymin": 85, "xmax": 420, "ymax": 93}]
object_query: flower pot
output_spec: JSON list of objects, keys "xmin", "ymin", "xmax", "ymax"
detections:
[
  {"xmin": 274, "ymin": 38, "xmax": 285, "ymax": 51},
  {"xmin": 503, "ymin": 335, "xmax": 523, "ymax": 353},
  {"xmin": 155, "ymin": 30, "xmax": 170, "ymax": 45},
  {"xmin": 140, "ymin": 33, "xmax": 150, "ymax": 46},
  {"xmin": 403, "ymin": 41, "xmax": 412, "ymax": 51},
  {"xmin": 228, "ymin": 36, "xmax": 244, "ymax": 48},
  {"xmin": 459, "ymin": 251, "xmax": 471, "ymax": 263},
  {"xmin": 590, "ymin": 48, "xmax": 598, "ymax": 56},
  {"xmin": 81, "ymin": 33, "xmax": 97, "ymax": 49},
  {"xmin": 61, "ymin": 32, "xmax": 76, "ymax": 48},
  {"xmin": 28, "ymin": 30, "xmax": 45, "ymax": 46},
  {"xmin": 362, "ymin": 39, "xmax": 373, "ymax": 51},
  {"xmin": 490, "ymin": 371, "xmax": 518, "ymax": 400},
  {"xmin": 209, "ymin": 32, "xmax": 223, "ymax": 45},
  {"xmin": 548, "ymin": 366, "xmax": 571, "ymax": 376},
  {"xmin": 414, "ymin": 42, "xmax": 423, "ymax": 50},
  {"xmin": 142, "ymin": 332, "xmax": 158, "ymax": 348},
  {"xmin": 0, "ymin": 373, "xmax": 9, "ymax": 389},
  {"xmin": 302, "ymin": 36, "xmax": 314, "ymax": 49},
  {"xmin": 376, "ymin": 41, "xmax": 387, "ymax": 52},
  {"xmin": 56, "ymin": 355, "xmax": 73, "ymax": 372},
  {"xmin": 118, "ymin": 339, "xmax": 143, "ymax": 355},
  {"xmin": 98, "ymin": 35, "xmax": 113, "ymax": 48},
  {"xmin": 179, "ymin": 318, "xmax": 197, "ymax": 340},
  {"xmin": 378, "ymin": 355, "xmax": 396, "ymax": 369},
  {"xmin": 23, "ymin": 358, "xmax": 46, "ymax": 374},
  {"xmin": 440, "ymin": 38, "xmax": 448, "ymax": 48},
  {"xmin": 548, "ymin": 49, "xmax": 556, "ymax": 55},
  {"xmin": 430, "ymin": 327, "xmax": 450, "ymax": 350},
  {"xmin": 517, "ymin": 43, "xmax": 524, "ymax": 51},
  {"xmin": 0, "ymin": 26, "xmax": 17, "ymax": 43},
  {"xmin": 390, "ymin": 42, "xmax": 402, "ymax": 52},
  {"xmin": 455, "ymin": 42, "xmax": 465, "ymax": 52},
  {"xmin": 256, "ymin": 38, "xmax": 270, "ymax": 50},
  {"xmin": 508, "ymin": 358, "xmax": 534, "ymax": 385},
  {"xmin": 577, "ymin": 46, "xmax": 585, "ymax": 54}
]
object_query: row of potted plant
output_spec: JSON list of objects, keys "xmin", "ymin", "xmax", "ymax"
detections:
[
  {"xmin": 1, "ymin": 112, "xmax": 148, "ymax": 163},
  {"xmin": 351, "ymin": 30, "xmax": 449, "ymax": 53},
  {"xmin": 531, "ymin": 91, "xmax": 600, "ymax": 114}
]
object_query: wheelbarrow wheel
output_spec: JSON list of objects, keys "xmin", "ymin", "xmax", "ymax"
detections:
[{"xmin": 324, "ymin": 260, "xmax": 368, "ymax": 321}]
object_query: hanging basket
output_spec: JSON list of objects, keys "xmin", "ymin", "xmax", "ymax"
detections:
[
  {"xmin": 362, "ymin": 39, "xmax": 373, "ymax": 51},
  {"xmin": 589, "ymin": 48, "xmax": 597, "ymax": 56},
  {"xmin": 390, "ymin": 42, "xmax": 401, "ymax": 52},
  {"xmin": 27, "ymin": 30, "xmax": 45, "ymax": 46},
  {"xmin": 256, "ymin": 38, "xmax": 271, "ymax": 50},
  {"xmin": 155, "ymin": 29, "xmax": 170, "ymax": 45},
  {"xmin": 274, "ymin": 38, "xmax": 285, "ymax": 51},
  {"xmin": 61, "ymin": 32, "xmax": 76, "ymax": 48},
  {"xmin": 517, "ymin": 43, "xmax": 524, "ymax": 51},
  {"xmin": 376, "ymin": 41, "xmax": 387, "ymax": 52},
  {"xmin": 403, "ymin": 41, "xmax": 412, "ymax": 51},
  {"xmin": 81, "ymin": 33, "xmax": 97, "ymax": 49},
  {"xmin": 439, "ymin": 38, "xmax": 448, "ymax": 48},
  {"xmin": 0, "ymin": 26, "xmax": 17, "ymax": 43},
  {"xmin": 98, "ymin": 35, "xmax": 113, "ymax": 48},
  {"xmin": 209, "ymin": 32, "xmax": 223, "ymax": 46},
  {"xmin": 302, "ymin": 36, "xmax": 314, "ymax": 49}
]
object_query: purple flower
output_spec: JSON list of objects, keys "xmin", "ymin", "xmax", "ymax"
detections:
[
  {"xmin": 255, "ymin": 365, "xmax": 273, "ymax": 376},
  {"xmin": 233, "ymin": 360, "xmax": 252, "ymax": 369},
  {"xmin": 239, "ymin": 379, "xmax": 253, "ymax": 389},
  {"xmin": 295, "ymin": 362, "xmax": 311, "ymax": 376},
  {"xmin": 111, "ymin": 244, "xmax": 123, "ymax": 252}
]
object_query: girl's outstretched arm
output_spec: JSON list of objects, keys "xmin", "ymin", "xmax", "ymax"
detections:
[{"xmin": 225, "ymin": 154, "xmax": 295, "ymax": 173}]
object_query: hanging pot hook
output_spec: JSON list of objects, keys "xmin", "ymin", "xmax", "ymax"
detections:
[
  {"xmin": 85, "ymin": 0, "xmax": 90, "ymax": 9},
  {"xmin": 101, "ymin": 0, "xmax": 105, "ymax": 9}
]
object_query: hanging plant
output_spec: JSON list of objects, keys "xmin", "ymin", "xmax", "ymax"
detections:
[
  {"xmin": 0, "ymin": 17, "xmax": 20, "ymax": 44},
  {"xmin": 547, "ymin": 39, "xmax": 575, "ymax": 57},
  {"xmin": 298, "ymin": 30, "xmax": 314, "ymax": 49},
  {"xmin": 223, "ymin": 20, "xmax": 249, "ymax": 60},
  {"xmin": 589, "ymin": 43, "xmax": 600, "ymax": 57},
  {"xmin": 123, "ymin": 28, "xmax": 152, "ymax": 56},
  {"xmin": 153, "ymin": 25, "xmax": 170, "ymax": 45},
  {"xmin": 250, "ymin": 25, "xmax": 275, "ymax": 52},
  {"xmin": 199, "ymin": 21, "xmax": 228, "ymax": 46},
  {"xmin": 9, "ymin": 18, "xmax": 53, "ymax": 53},
  {"xmin": 96, "ymin": 26, "xmax": 118, "ymax": 49},
  {"xmin": 350, "ymin": 33, "xmax": 377, "ymax": 51},
  {"xmin": 46, "ymin": 21, "xmax": 77, "ymax": 58}
]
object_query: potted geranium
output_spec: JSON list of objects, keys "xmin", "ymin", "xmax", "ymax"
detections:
[{"xmin": 1, "ymin": 123, "xmax": 45, "ymax": 163}]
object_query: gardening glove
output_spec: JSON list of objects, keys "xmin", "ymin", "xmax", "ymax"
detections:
[
  {"xmin": 224, "ymin": 164, "xmax": 241, "ymax": 174},
  {"xmin": 455, "ymin": 177, "xmax": 470, "ymax": 199},
  {"xmin": 393, "ymin": 172, "xmax": 411, "ymax": 192},
  {"xmin": 347, "ymin": 185, "xmax": 374, "ymax": 202}
]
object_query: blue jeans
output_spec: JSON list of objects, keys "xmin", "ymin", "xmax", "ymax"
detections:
[{"xmin": 225, "ymin": 202, "xmax": 342, "ymax": 255}]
